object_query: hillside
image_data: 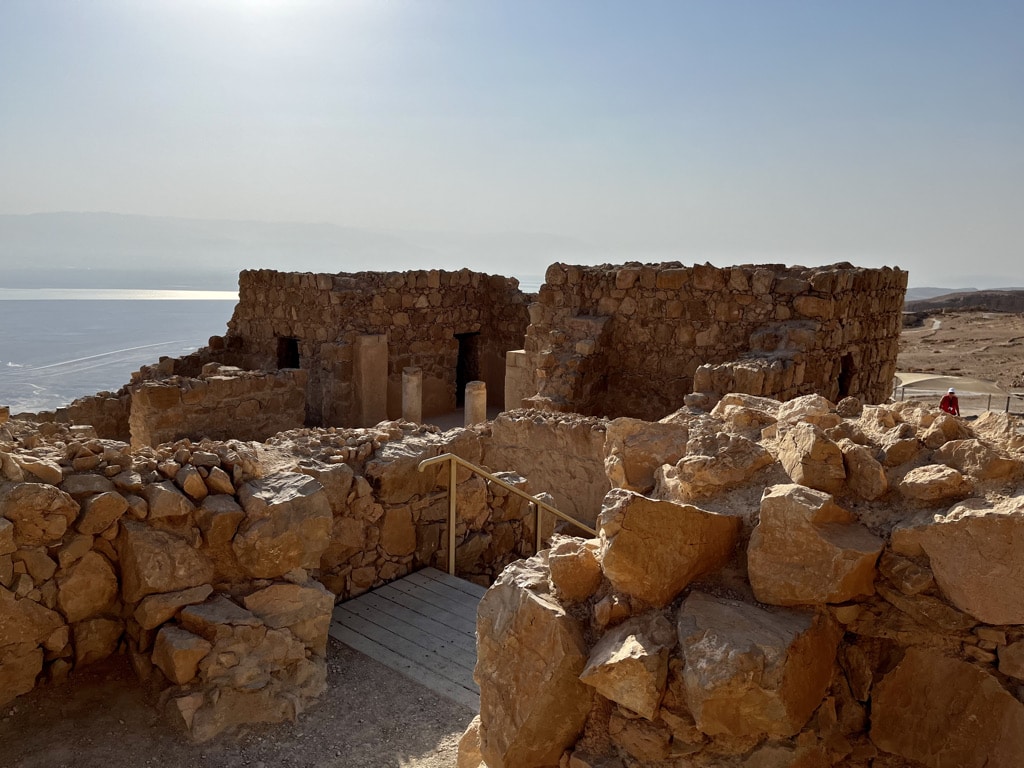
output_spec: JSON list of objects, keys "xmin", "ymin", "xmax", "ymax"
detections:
[{"xmin": 905, "ymin": 289, "xmax": 1024, "ymax": 314}]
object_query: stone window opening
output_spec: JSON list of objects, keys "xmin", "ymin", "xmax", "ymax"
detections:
[
  {"xmin": 277, "ymin": 336, "xmax": 301, "ymax": 369},
  {"xmin": 837, "ymin": 352, "xmax": 856, "ymax": 399},
  {"xmin": 455, "ymin": 331, "xmax": 481, "ymax": 406}
]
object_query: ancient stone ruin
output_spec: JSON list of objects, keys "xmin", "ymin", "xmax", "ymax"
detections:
[{"xmin": 6, "ymin": 260, "xmax": 1023, "ymax": 766}]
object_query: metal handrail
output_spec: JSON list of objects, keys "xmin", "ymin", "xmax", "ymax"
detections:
[{"xmin": 417, "ymin": 452, "xmax": 597, "ymax": 576}]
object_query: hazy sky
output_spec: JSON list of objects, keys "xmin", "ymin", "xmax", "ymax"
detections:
[{"xmin": 1, "ymin": 1, "xmax": 1022, "ymax": 284}]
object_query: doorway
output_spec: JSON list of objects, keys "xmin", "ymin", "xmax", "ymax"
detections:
[
  {"xmin": 277, "ymin": 337, "xmax": 300, "ymax": 369},
  {"xmin": 837, "ymin": 353, "xmax": 855, "ymax": 398},
  {"xmin": 455, "ymin": 332, "xmax": 481, "ymax": 406}
]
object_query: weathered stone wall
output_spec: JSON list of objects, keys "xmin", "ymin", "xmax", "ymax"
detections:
[
  {"xmin": 461, "ymin": 394, "xmax": 1024, "ymax": 768},
  {"xmin": 127, "ymin": 366, "xmax": 307, "ymax": 448},
  {"xmin": 521, "ymin": 261, "xmax": 907, "ymax": 420},
  {"xmin": 481, "ymin": 410, "xmax": 610, "ymax": 529},
  {"xmin": 222, "ymin": 269, "xmax": 530, "ymax": 426},
  {"xmin": 54, "ymin": 391, "xmax": 132, "ymax": 442},
  {"xmin": 0, "ymin": 415, "xmax": 538, "ymax": 740}
]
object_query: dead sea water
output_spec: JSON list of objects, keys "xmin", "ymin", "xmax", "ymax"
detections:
[{"xmin": 0, "ymin": 290, "xmax": 236, "ymax": 413}]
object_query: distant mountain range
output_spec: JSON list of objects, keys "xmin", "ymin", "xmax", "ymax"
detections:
[
  {"xmin": 904, "ymin": 289, "xmax": 1024, "ymax": 314},
  {"xmin": 0, "ymin": 212, "xmax": 597, "ymax": 289}
]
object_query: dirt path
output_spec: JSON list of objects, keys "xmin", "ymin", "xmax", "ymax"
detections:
[{"xmin": 1, "ymin": 639, "xmax": 474, "ymax": 768}]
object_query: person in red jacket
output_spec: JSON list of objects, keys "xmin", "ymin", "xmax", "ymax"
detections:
[{"xmin": 940, "ymin": 387, "xmax": 960, "ymax": 416}]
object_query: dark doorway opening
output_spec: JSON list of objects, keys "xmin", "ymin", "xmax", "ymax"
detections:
[
  {"xmin": 277, "ymin": 337, "xmax": 300, "ymax": 369},
  {"xmin": 455, "ymin": 332, "xmax": 481, "ymax": 406},
  {"xmin": 837, "ymin": 353, "xmax": 855, "ymax": 399}
]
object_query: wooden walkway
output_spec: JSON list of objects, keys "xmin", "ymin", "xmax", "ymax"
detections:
[{"xmin": 329, "ymin": 567, "xmax": 486, "ymax": 711}]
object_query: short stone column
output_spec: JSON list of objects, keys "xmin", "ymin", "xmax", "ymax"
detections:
[
  {"xmin": 465, "ymin": 380, "xmax": 487, "ymax": 426},
  {"xmin": 402, "ymin": 366, "xmax": 423, "ymax": 423}
]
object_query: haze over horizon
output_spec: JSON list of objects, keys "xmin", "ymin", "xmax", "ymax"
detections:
[{"xmin": 2, "ymin": 1, "xmax": 1021, "ymax": 289}]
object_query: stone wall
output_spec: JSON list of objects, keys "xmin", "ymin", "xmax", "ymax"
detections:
[
  {"xmin": 519, "ymin": 261, "xmax": 907, "ymax": 420},
  {"xmin": 127, "ymin": 365, "xmax": 307, "ymax": 448},
  {"xmin": 460, "ymin": 394, "xmax": 1024, "ymax": 768},
  {"xmin": 0, "ymin": 415, "xmax": 537, "ymax": 741},
  {"xmin": 221, "ymin": 269, "xmax": 530, "ymax": 426},
  {"xmin": 481, "ymin": 410, "xmax": 609, "ymax": 529}
]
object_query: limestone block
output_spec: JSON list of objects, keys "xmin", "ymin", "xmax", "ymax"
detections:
[
  {"xmin": 877, "ymin": 551, "xmax": 934, "ymax": 595},
  {"xmin": 742, "ymin": 743, "xmax": 830, "ymax": 768},
  {"xmin": 599, "ymin": 490, "xmax": 740, "ymax": 606},
  {"xmin": 143, "ymin": 480, "xmax": 196, "ymax": 520},
  {"xmin": 56, "ymin": 550, "xmax": 118, "ymax": 623},
  {"xmin": 0, "ymin": 517, "xmax": 13, "ymax": 556},
  {"xmin": 364, "ymin": 438, "xmax": 445, "ymax": 504},
  {"xmin": 548, "ymin": 536, "xmax": 603, "ymax": 602},
  {"xmin": 835, "ymin": 396, "xmax": 863, "ymax": 418},
  {"xmin": 897, "ymin": 464, "xmax": 971, "ymax": 503},
  {"xmin": 0, "ymin": 483, "xmax": 79, "ymax": 546},
  {"xmin": 380, "ymin": 507, "xmax": 416, "ymax": 557},
  {"xmin": 838, "ymin": 439, "xmax": 887, "ymax": 501},
  {"xmin": 677, "ymin": 592, "xmax": 841, "ymax": 739},
  {"xmin": 233, "ymin": 472, "xmax": 332, "ymax": 579},
  {"xmin": 0, "ymin": 583, "xmax": 63, "ymax": 651},
  {"xmin": 891, "ymin": 496, "xmax": 1024, "ymax": 624},
  {"xmin": 603, "ymin": 417, "xmax": 688, "ymax": 493},
  {"xmin": 748, "ymin": 484, "xmax": 883, "ymax": 606},
  {"xmin": 195, "ymin": 494, "xmax": 244, "ymax": 546},
  {"xmin": 117, "ymin": 520, "xmax": 215, "ymax": 604},
  {"xmin": 76, "ymin": 490, "xmax": 129, "ymax": 535},
  {"xmin": 776, "ymin": 394, "xmax": 836, "ymax": 427},
  {"xmin": 0, "ymin": 647, "xmax": 43, "ymax": 707},
  {"xmin": 608, "ymin": 709, "xmax": 672, "ymax": 762},
  {"xmin": 13, "ymin": 547, "xmax": 56, "ymax": 583},
  {"xmin": 134, "ymin": 584, "xmax": 214, "ymax": 630},
  {"xmin": 152, "ymin": 625, "xmax": 212, "ymax": 685},
  {"xmin": 871, "ymin": 647, "xmax": 1024, "ymax": 768},
  {"xmin": 179, "ymin": 595, "xmax": 263, "ymax": 644},
  {"xmin": 998, "ymin": 641, "xmax": 1024, "ymax": 680},
  {"xmin": 475, "ymin": 556, "xmax": 591, "ymax": 768},
  {"xmin": 878, "ymin": 435, "xmax": 921, "ymax": 467},
  {"xmin": 777, "ymin": 423, "xmax": 845, "ymax": 494},
  {"xmin": 579, "ymin": 612, "xmax": 675, "ymax": 719},
  {"xmin": 203, "ymin": 466, "xmax": 235, "ymax": 495},
  {"xmin": 921, "ymin": 413, "xmax": 973, "ymax": 449},
  {"xmin": 296, "ymin": 460, "xmax": 354, "ymax": 516},
  {"xmin": 656, "ymin": 432, "xmax": 774, "ymax": 500},
  {"xmin": 933, "ymin": 438, "xmax": 1022, "ymax": 481},
  {"xmin": 73, "ymin": 616, "xmax": 122, "ymax": 667},
  {"xmin": 14, "ymin": 456, "xmax": 62, "ymax": 485},
  {"xmin": 175, "ymin": 465, "xmax": 209, "ymax": 502},
  {"xmin": 456, "ymin": 716, "xmax": 485, "ymax": 768},
  {"xmin": 60, "ymin": 473, "xmax": 115, "ymax": 499},
  {"xmin": 242, "ymin": 581, "xmax": 335, "ymax": 655}
]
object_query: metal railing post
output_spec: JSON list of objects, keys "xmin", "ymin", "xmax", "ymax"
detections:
[{"xmin": 448, "ymin": 457, "xmax": 457, "ymax": 576}]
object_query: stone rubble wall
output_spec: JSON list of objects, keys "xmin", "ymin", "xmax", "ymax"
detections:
[
  {"xmin": 461, "ymin": 396, "xmax": 1024, "ymax": 768},
  {"xmin": 222, "ymin": 269, "xmax": 530, "ymax": 425},
  {"xmin": 0, "ymin": 417, "xmax": 536, "ymax": 741},
  {"xmin": 523, "ymin": 262, "xmax": 907, "ymax": 420},
  {"xmin": 127, "ymin": 365, "xmax": 308, "ymax": 448}
]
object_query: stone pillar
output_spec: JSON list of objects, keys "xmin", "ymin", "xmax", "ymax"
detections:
[
  {"xmin": 465, "ymin": 380, "xmax": 487, "ymax": 426},
  {"xmin": 504, "ymin": 349, "xmax": 537, "ymax": 411},
  {"xmin": 402, "ymin": 366, "xmax": 423, "ymax": 423},
  {"xmin": 354, "ymin": 334, "xmax": 388, "ymax": 427}
]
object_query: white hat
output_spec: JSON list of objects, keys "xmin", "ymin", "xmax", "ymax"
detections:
[{"xmin": 948, "ymin": 388, "xmax": 956, "ymax": 394}]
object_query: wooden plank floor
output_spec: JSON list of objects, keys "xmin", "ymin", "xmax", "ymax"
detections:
[{"xmin": 329, "ymin": 567, "xmax": 486, "ymax": 711}]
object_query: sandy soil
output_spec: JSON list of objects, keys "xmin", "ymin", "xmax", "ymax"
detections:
[{"xmin": 1, "ymin": 639, "xmax": 475, "ymax": 768}]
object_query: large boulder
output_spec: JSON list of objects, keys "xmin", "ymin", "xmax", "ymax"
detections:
[
  {"xmin": 579, "ymin": 612, "xmax": 675, "ymax": 720},
  {"xmin": 838, "ymin": 439, "xmax": 888, "ymax": 501},
  {"xmin": 56, "ymin": 550, "xmax": 119, "ymax": 623},
  {"xmin": 777, "ymin": 423, "xmax": 845, "ymax": 494},
  {"xmin": 0, "ymin": 483, "xmax": 79, "ymax": 546},
  {"xmin": 656, "ymin": 431, "xmax": 774, "ymax": 500},
  {"xmin": 117, "ymin": 520, "xmax": 215, "ymax": 604},
  {"xmin": 143, "ymin": 481, "xmax": 196, "ymax": 520},
  {"xmin": 152, "ymin": 625, "xmax": 212, "ymax": 685},
  {"xmin": 475, "ymin": 556, "xmax": 591, "ymax": 768},
  {"xmin": 748, "ymin": 484, "xmax": 883, "ymax": 606},
  {"xmin": 548, "ymin": 536, "xmax": 603, "ymax": 603},
  {"xmin": 603, "ymin": 417, "xmax": 688, "ymax": 494},
  {"xmin": 76, "ymin": 491, "xmax": 129, "ymax": 535},
  {"xmin": 891, "ymin": 496, "xmax": 1024, "ymax": 624},
  {"xmin": 599, "ymin": 489, "xmax": 740, "ymax": 606},
  {"xmin": 0, "ymin": 583, "xmax": 63, "ymax": 654},
  {"xmin": 242, "ymin": 581, "xmax": 335, "ymax": 656},
  {"xmin": 933, "ymin": 439, "xmax": 1022, "ymax": 482},
  {"xmin": 677, "ymin": 592, "xmax": 841, "ymax": 739},
  {"xmin": 871, "ymin": 647, "xmax": 1024, "ymax": 768},
  {"xmin": 897, "ymin": 464, "xmax": 971, "ymax": 503},
  {"xmin": 233, "ymin": 472, "xmax": 332, "ymax": 579}
]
